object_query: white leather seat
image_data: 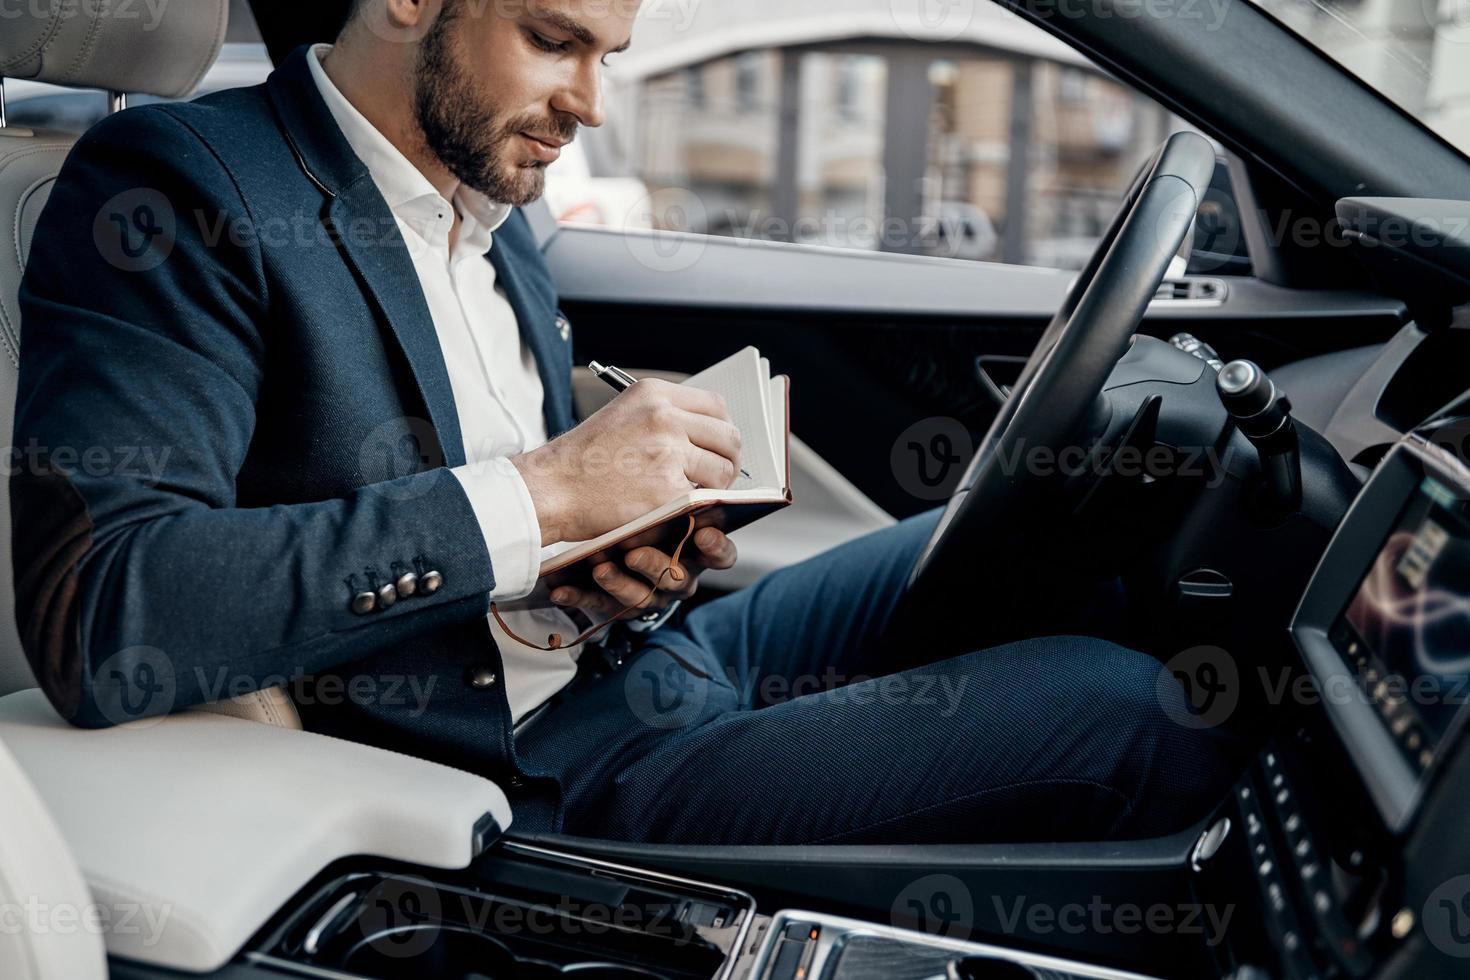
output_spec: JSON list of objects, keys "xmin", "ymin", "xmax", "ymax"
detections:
[
  {"xmin": 0, "ymin": 0, "xmax": 299, "ymax": 728},
  {"xmin": 0, "ymin": 734, "xmax": 107, "ymax": 980}
]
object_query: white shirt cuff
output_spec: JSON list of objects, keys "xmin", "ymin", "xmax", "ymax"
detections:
[{"xmin": 451, "ymin": 457, "xmax": 542, "ymax": 600}]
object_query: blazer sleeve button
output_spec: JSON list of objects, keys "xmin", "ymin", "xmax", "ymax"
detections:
[
  {"xmin": 420, "ymin": 570, "xmax": 444, "ymax": 594},
  {"xmin": 351, "ymin": 591, "xmax": 377, "ymax": 615},
  {"xmin": 395, "ymin": 571, "xmax": 418, "ymax": 598},
  {"xmin": 376, "ymin": 582, "xmax": 398, "ymax": 609}
]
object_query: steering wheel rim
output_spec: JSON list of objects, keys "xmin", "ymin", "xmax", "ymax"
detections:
[{"xmin": 903, "ymin": 132, "xmax": 1218, "ymax": 635}]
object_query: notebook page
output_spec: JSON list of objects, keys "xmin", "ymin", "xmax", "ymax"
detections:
[{"xmin": 680, "ymin": 347, "xmax": 780, "ymax": 491}]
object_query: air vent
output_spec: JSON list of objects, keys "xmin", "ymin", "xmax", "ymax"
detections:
[{"xmin": 1154, "ymin": 277, "xmax": 1227, "ymax": 303}]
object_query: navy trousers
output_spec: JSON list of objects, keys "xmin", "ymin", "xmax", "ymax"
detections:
[{"xmin": 513, "ymin": 509, "xmax": 1237, "ymax": 845}]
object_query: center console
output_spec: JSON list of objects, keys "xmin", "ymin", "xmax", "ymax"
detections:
[{"xmin": 238, "ymin": 843, "xmax": 1149, "ymax": 980}]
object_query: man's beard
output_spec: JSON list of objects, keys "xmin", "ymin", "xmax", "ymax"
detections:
[{"xmin": 412, "ymin": 5, "xmax": 577, "ymax": 206}]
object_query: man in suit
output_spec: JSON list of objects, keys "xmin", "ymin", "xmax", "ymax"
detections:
[{"xmin": 13, "ymin": 0, "xmax": 1234, "ymax": 844}]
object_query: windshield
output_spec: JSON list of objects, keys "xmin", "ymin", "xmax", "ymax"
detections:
[{"xmin": 1248, "ymin": 0, "xmax": 1470, "ymax": 157}]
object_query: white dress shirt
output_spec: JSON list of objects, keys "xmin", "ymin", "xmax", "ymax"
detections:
[{"xmin": 308, "ymin": 44, "xmax": 583, "ymax": 722}]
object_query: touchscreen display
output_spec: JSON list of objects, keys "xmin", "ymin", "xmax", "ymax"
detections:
[{"xmin": 1336, "ymin": 476, "xmax": 1470, "ymax": 775}]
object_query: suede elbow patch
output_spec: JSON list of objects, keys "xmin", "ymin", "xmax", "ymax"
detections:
[{"xmin": 11, "ymin": 465, "xmax": 95, "ymax": 721}]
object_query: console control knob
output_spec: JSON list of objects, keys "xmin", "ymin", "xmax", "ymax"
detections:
[
  {"xmin": 1217, "ymin": 359, "xmax": 1301, "ymax": 514},
  {"xmin": 1217, "ymin": 360, "xmax": 1288, "ymax": 438}
]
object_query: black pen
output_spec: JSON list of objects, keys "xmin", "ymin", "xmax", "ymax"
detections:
[{"xmin": 588, "ymin": 361, "xmax": 750, "ymax": 479}]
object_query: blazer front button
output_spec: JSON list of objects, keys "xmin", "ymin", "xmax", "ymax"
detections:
[
  {"xmin": 420, "ymin": 570, "xmax": 444, "ymax": 594},
  {"xmin": 468, "ymin": 667, "xmax": 497, "ymax": 689},
  {"xmin": 395, "ymin": 571, "xmax": 418, "ymax": 598},
  {"xmin": 376, "ymin": 582, "xmax": 398, "ymax": 609},
  {"xmin": 351, "ymin": 591, "xmax": 377, "ymax": 615}
]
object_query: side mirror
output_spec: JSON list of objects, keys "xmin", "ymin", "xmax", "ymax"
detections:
[{"xmin": 1186, "ymin": 156, "xmax": 1252, "ymax": 275}]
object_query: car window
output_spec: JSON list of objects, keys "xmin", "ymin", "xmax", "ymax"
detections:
[
  {"xmin": 1245, "ymin": 0, "xmax": 1470, "ymax": 161},
  {"xmin": 544, "ymin": 0, "xmax": 1230, "ymax": 273}
]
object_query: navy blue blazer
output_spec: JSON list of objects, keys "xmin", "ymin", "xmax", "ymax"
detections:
[{"xmin": 13, "ymin": 44, "xmax": 577, "ymax": 784}]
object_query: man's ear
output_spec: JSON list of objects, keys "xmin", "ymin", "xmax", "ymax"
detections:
[{"xmin": 351, "ymin": 0, "xmax": 442, "ymax": 45}]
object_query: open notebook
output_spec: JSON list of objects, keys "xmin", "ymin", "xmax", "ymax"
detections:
[{"xmin": 499, "ymin": 346, "xmax": 792, "ymax": 611}]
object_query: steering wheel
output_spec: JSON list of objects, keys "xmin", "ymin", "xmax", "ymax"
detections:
[{"xmin": 902, "ymin": 132, "xmax": 1217, "ymax": 643}]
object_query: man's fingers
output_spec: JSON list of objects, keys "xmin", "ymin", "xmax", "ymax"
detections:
[
  {"xmin": 681, "ymin": 412, "xmax": 742, "ymax": 472},
  {"xmin": 549, "ymin": 585, "xmax": 620, "ymax": 616},
  {"xmin": 590, "ymin": 561, "xmax": 662, "ymax": 610},
  {"xmin": 691, "ymin": 527, "xmax": 738, "ymax": 569},
  {"xmin": 624, "ymin": 547, "xmax": 698, "ymax": 597},
  {"xmin": 662, "ymin": 383, "xmax": 731, "ymax": 422},
  {"xmin": 684, "ymin": 445, "xmax": 738, "ymax": 490}
]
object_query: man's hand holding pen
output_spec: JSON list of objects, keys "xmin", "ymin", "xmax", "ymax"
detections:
[{"xmin": 510, "ymin": 367, "xmax": 742, "ymax": 617}]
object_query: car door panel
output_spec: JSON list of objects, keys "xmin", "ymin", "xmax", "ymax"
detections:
[{"xmin": 546, "ymin": 225, "xmax": 1406, "ymax": 519}]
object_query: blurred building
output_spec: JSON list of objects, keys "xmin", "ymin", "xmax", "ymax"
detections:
[{"xmin": 586, "ymin": 0, "xmax": 1180, "ymax": 267}]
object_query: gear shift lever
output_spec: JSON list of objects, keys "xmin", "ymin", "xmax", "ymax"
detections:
[{"xmin": 1216, "ymin": 359, "xmax": 1301, "ymax": 516}]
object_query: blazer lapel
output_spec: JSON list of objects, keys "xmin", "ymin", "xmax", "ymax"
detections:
[
  {"xmin": 328, "ymin": 189, "xmax": 467, "ymax": 467},
  {"xmin": 268, "ymin": 45, "xmax": 466, "ymax": 468}
]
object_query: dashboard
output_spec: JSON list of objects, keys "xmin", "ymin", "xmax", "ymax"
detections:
[
  {"xmin": 1294, "ymin": 440, "xmax": 1470, "ymax": 832},
  {"xmin": 1202, "ymin": 434, "xmax": 1470, "ymax": 980}
]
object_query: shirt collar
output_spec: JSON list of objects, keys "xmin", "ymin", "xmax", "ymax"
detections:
[{"xmin": 306, "ymin": 42, "xmax": 511, "ymax": 253}]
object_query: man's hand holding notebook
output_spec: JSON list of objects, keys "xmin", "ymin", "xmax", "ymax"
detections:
[{"xmin": 502, "ymin": 346, "xmax": 791, "ymax": 613}]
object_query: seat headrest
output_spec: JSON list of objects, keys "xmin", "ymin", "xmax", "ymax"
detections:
[{"xmin": 1, "ymin": 0, "xmax": 229, "ymax": 99}]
